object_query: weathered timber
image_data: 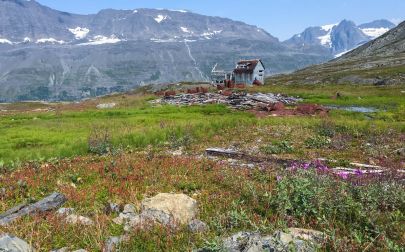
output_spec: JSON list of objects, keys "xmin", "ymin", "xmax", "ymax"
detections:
[{"xmin": 0, "ymin": 192, "xmax": 66, "ymax": 226}]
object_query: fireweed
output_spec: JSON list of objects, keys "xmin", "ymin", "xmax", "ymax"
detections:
[{"xmin": 271, "ymin": 161, "xmax": 404, "ymax": 249}]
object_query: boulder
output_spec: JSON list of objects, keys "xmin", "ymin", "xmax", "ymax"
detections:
[
  {"xmin": 104, "ymin": 203, "xmax": 122, "ymax": 215},
  {"xmin": 96, "ymin": 103, "xmax": 116, "ymax": 109},
  {"xmin": 0, "ymin": 234, "xmax": 35, "ymax": 252},
  {"xmin": 222, "ymin": 232, "xmax": 272, "ymax": 252},
  {"xmin": 141, "ymin": 193, "xmax": 197, "ymax": 225},
  {"xmin": 220, "ymin": 228, "xmax": 324, "ymax": 252},
  {"xmin": 124, "ymin": 209, "xmax": 174, "ymax": 231}
]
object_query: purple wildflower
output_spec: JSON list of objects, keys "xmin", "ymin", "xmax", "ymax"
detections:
[
  {"xmin": 338, "ymin": 171, "xmax": 349, "ymax": 180},
  {"xmin": 355, "ymin": 169, "xmax": 364, "ymax": 176},
  {"xmin": 302, "ymin": 163, "xmax": 310, "ymax": 170},
  {"xmin": 276, "ymin": 175, "xmax": 283, "ymax": 181}
]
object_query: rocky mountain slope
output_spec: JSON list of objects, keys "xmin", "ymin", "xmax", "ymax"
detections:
[
  {"xmin": 0, "ymin": 0, "xmax": 332, "ymax": 102},
  {"xmin": 284, "ymin": 19, "xmax": 396, "ymax": 57},
  {"xmin": 270, "ymin": 21, "xmax": 405, "ymax": 85}
]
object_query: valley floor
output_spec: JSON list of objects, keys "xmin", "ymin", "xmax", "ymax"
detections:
[{"xmin": 0, "ymin": 84, "xmax": 404, "ymax": 251}]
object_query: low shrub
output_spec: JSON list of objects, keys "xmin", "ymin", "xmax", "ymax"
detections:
[
  {"xmin": 304, "ymin": 135, "xmax": 331, "ymax": 148},
  {"xmin": 261, "ymin": 141, "xmax": 294, "ymax": 154},
  {"xmin": 88, "ymin": 127, "xmax": 112, "ymax": 155}
]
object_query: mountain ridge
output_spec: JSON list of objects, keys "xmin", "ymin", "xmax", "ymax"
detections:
[{"xmin": 284, "ymin": 19, "xmax": 396, "ymax": 56}]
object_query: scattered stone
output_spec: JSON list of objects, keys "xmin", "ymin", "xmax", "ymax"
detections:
[
  {"xmin": 103, "ymin": 236, "xmax": 128, "ymax": 252},
  {"xmin": 0, "ymin": 192, "xmax": 66, "ymax": 226},
  {"xmin": 0, "ymin": 234, "xmax": 35, "ymax": 252},
  {"xmin": 141, "ymin": 193, "xmax": 198, "ymax": 225},
  {"xmin": 72, "ymin": 250, "xmax": 87, "ymax": 252},
  {"xmin": 65, "ymin": 214, "xmax": 94, "ymax": 226},
  {"xmin": 394, "ymin": 147, "xmax": 405, "ymax": 156},
  {"xmin": 273, "ymin": 228, "xmax": 324, "ymax": 252},
  {"xmin": 188, "ymin": 219, "xmax": 209, "ymax": 233},
  {"xmin": 222, "ymin": 232, "xmax": 272, "ymax": 252},
  {"xmin": 104, "ymin": 203, "xmax": 121, "ymax": 215},
  {"xmin": 285, "ymin": 228, "xmax": 325, "ymax": 244},
  {"xmin": 171, "ymin": 149, "xmax": 183, "ymax": 156},
  {"xmin": 123, "ymin": 204, "xmax": 136, "ymax": 214},
  {"xmin": 56, "ymin": 208, "xmax": 75, "ymax": 216},
  {"xmin": 96, "ymin": 103, "xmax": 116, "ymax": 109},
  {"xmin": 219, "ymin": 228, "xmax": 324, "ymax": 252},
  {"xmin": 51, "ymin": 248, "xmax": 69, "ymax": 252}
]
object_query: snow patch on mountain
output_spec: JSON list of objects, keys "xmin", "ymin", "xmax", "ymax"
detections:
[
  {"xmin": 170, "ymin": 9, "xmax": 188, "ymax": 13},
  {"xmin": 36, "ymin": 38, "xmax": 65, "ymax": 44},
  {"xmin": 361, "ymin": 28, "xmax": 389, "ymax": 39},
  {"xmin": 180, "ymin": 27, "xmax": 191, "ymax": 33},
  {"xmin": 201, "ymin": 30, "xmax": 222, "ymax": 39},
  {"xmin": 23, "ymin": 37, "xmax": 31, "ymax": 43},
  {"xmin": 321, "ymin": 24, "xmax": 337, "ymax": 31},
  {"xmin": 69, "ymin": 27, "xmax": 90, "ymax": 39},
  {"xmin": 318, "ymin": 24, "xmax": 337, "ymax": 48},
  {"xmin": 154, "ymin": 15, "xmax": 168, "ymax": 23},
  {"xmin": 79, "ymin": 35, "xmax": 122, "ymax": 46},
  {"xmin": 0, "ymin": 38, "xmax": 13, "ymax": 44}
]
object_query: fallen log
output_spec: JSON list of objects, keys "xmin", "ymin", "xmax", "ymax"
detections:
[
  {"xmin": 0, "ymin": 192, "xmax": 66, "ymax": 226},
  {"xmin": 205, "ymin": 148, "xmax": 293, "ymax": 165},
  {"xmin": 205, "ymin": 148, "xmax": 405, "ymax": 174}
]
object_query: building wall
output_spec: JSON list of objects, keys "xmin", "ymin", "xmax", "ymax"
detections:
[
  {"xmin": 253, "ymin": 62, "xmax": 265, "ymax": 84},
  {"xmin": 234, "ymin": 61, "xmax": 265, "ymax": 85}
]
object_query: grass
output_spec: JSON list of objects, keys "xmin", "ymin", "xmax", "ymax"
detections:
[{"xmin": 0, "ymin": 84, "xmax": 404, "ymax": 251}]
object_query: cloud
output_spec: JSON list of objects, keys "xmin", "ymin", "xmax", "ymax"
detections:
[{"xmin": 390, "ymin": 18, "xmax": 404, "ymax": 25}]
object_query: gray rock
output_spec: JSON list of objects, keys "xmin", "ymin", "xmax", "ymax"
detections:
[
  {"xmin": 222, "ymin": 232, "xmax": 272, "ymax": 252},
  {"xmin": 104, "ymin": 203, "xmax": 121, "ymax": 215},
  {"xmin": 56, "ymin": 208, "xmax": 75, "ymax": 216},
  {"xmin": 0, "ymin": 192, "xmax": 66, "ymax": 226},
  {"xmin": 51, "ymin": 248, "xmax": 69, "ymax": 252},
  {"xmin": 220, "ymin": 228, "xmax": 324, "ymax": 252},
  {"xmin": 72, "ymin": 250, "xmax": 87, "ymax": 252},
  {"xmin": 0, "ymin": 234, "xmax": 35, "ymax": 252},
  {"xmin": 122, "ymin": 204, "xmax": 136, "ymax": 214},
  {"xmin": 65, "ymin": 214, "xmax": 94, "ymax": 226},
  {"xmin": 103, "ymin": 236, "xmax": 128, "ymax": 252},
  {"xmin": 188, "ymin": 219, "xmax": 209, "ymax": 233},
  {"xmin": 124, "ymin": 209, "xmax": 175, "ymax": 232},
  {"xmin": 97, "ymin": 103, "xmax": 116, "ymax": 109}
]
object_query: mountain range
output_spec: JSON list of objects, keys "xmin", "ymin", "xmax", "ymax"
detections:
[
  {"xmin": 270, "ymin": 20, "xmax": 405, "ymax": 85},
  {"xmin": 0, "ymin": 0, "xmax": 400, "ymax": 101},
  {"xmin": 284, "ymin": 19, "xmax": 396, "ymax": 57}
]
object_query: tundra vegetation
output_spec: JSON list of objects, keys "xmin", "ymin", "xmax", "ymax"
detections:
[{"xmin": 0, "ymin": 83, "xmax": 404, "ymax": 251}]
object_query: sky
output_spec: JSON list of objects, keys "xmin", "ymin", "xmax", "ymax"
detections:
[{"xmin": 36, "ymin": 0, "xmax": 404, "ymax": 40}]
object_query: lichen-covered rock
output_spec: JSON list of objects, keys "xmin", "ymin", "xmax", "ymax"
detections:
[
  {"xmin": 65, "ymin": 214, "xmax": 94, "ymax": 226},
  {"xmin": 188, "ymin": 219, "xmax": 209, "ymax": 233},
  {"xmin": 222, "ymin": 232, "xmax": 273, "ymax": 252},
  {"xmin": 141, "ymin": 193, "xmax": 198, "ymax": 225},
  {"xmin": 124, "ymin": 209, "xmax": 174, "ymax": 231},
  {"xmin": 0, "ymin": 234, "xmax": 35, "ymax": 252},
  {"xmin": 220, "ymin": 228, "xmax": 324, "ymax": 252},
  {"xmin": 56, "ymin": 208, "xmax": 75, "ymax": 216},
  {"xmin": 122, "ymin": 204, "xmax": 136, "ymax": 214},
  {"xmin": 103, "ymin": 236, "xmax": 128, "ymax": 252}
]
